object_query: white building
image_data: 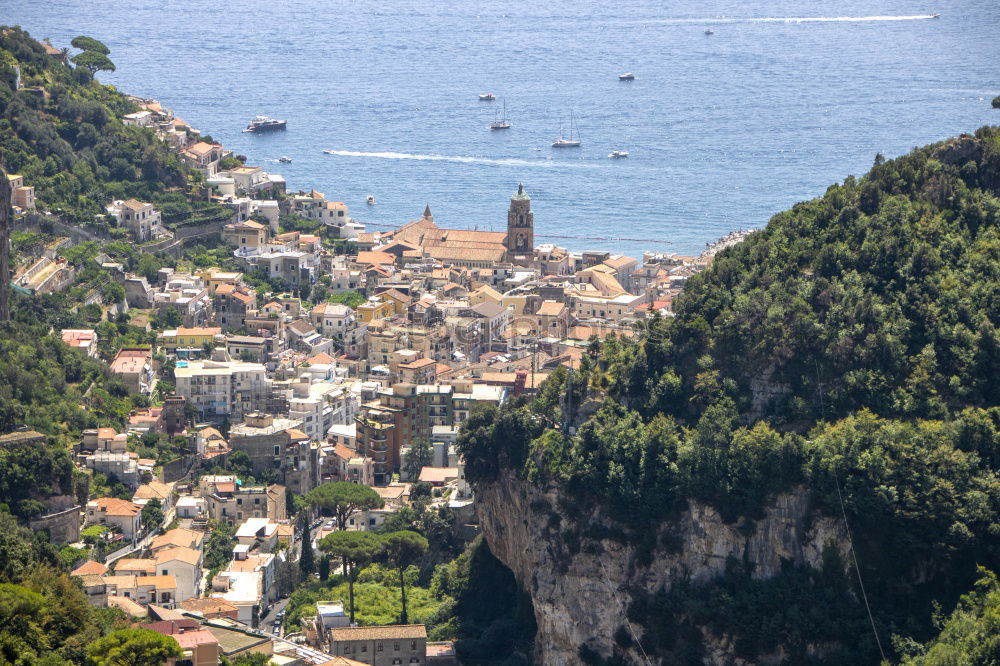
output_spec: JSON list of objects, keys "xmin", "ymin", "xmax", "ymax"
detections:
[{"xmin": 173, "ymin": 358, "xmax": 271, "ymax": 420}]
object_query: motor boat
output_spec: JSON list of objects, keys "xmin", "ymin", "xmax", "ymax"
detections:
[
  {"xmin": 366, "ymin": 195, "xmax": 376, "ymax": 205},
  {"xmin": 479, "ymin": 93, "xmax": 496, "ymax": 101},
  {"xmin": 278, "ymin": 156, "xmax": 292, "ymax": 163},
  {"xmin": 608, "ymin": 150, "xmax": 629, "ymax": 159},
  {"xmin": 619, "ymin": 73, "xmax": 635, "ymax": 81},
  {"xmin": 243, "ymin": 115, "xmax": 287, "ymax": 133}
]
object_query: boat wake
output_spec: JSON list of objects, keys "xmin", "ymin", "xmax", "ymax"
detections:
[
  {"xmin": 652, "ymin": 14, "xmax": 940, "ymax": 25},
  {"xmin": 323, "ymin": 150, "xmax": 595, "ymax": 168}
]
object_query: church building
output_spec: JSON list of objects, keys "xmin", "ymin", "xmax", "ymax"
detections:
[{"xmin": 387, "ymin": 185, "xmax": 535, "ymax": 268}]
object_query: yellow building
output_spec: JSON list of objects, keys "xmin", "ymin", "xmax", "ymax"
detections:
[
  {"xmin": 158, "ymin": 327, "xmax": 222, "ymax": 352},
  {"xmin": 356, "ymin": 299, "xmax": 394, "ymax": 323}
]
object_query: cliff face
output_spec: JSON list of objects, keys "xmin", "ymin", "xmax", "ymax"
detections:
[{"xmin": 476, "ymin": 471, "xmax": 849, "ymax": 665}]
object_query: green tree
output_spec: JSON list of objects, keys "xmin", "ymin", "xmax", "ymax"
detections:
[
  {"xmin": 305, "ymin": 482, "xmax": 383, "ymax": 531},
  {"xmin": 70, "ymin": 36, "xmax": 110, "ymax": 55},
  {"xmin": 898, "ymin": 568, "xmax": 1000, "ymax": 665},
  {"xmin": 299, "ymin": 514, "xmax": 314, "ymax": 581},
  {"xmin": 140, "ymin": 499, "xmax": 163, "ymax": 532},
  {"xmin": 318, "ymin": 553, "xmax": 330, "ymax": 582},
  {"xmin": 71, "ymin": 50, "xmax": 116, "ymax": 75},
  {"xmin": 319, "ymin": 530, "xmax": 385, "ymax": 623},
  {"xmin": 153, "ymin": 307, "xmax": 182, "ymax": 330},
  {"xmin": 85, "ymin": 628, "xmax": 182, "ymax": 666},
  {"xmin": 992, "ymin": 95, "xmax": 1000, "ymax": 109},
  {"xmin": 381, "ymin": 531, "xmax": 428, "ymax": 624},
  {"xmin": 403, "ymin": 438, "xmax": 433, "ymax": 482},
  {"xmin": 137, "ymin": 254, "xmax": 162, "ymax": 283}
]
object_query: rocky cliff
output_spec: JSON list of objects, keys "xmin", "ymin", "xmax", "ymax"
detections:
[{"xmin": 476, "ymin": 471, "xmax": 850, "ymax": 665}]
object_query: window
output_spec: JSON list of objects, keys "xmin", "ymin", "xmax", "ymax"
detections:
[
  {"xmin": 274, "ymin": 445, "xmax": 280, "ymax": 456},
  {"xmin": 377, "ymin": 643, "xmax": 383, "ymax": 652},
  {"xmin": 395, "ymin": 642, "xmax": 400, "ymax": 651},
  {"xmin": 162, "ymin": 569, "xmax": 168, "ymax": 575},
  {"xmin": 237, "ymin": 499, "xmax": 243, "ymax": 505},
  {"xmin": 361, "ymin": 645, "xmax": 367, "ymax": 652},
  {"xmin": 254, "ymin": 498, "xmax": 260, "ymax": 505}
]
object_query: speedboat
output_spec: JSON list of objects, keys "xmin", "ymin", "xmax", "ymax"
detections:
[
  {"xmin": 278, "ymin": 156, "xmax": 292, "ymax": 163},
  {"xmin": 479, "ymin": 93, "xmax": 496, "ymax": 101},
  {"xmin": 608, "ymin": 150, "xmax": 629, "ymax": 159},
  {"xmin": 931, "ymin": 13, "xmax": 941, "ymax": 18},
  {"xmin": 243, "ymin": 115, "xmax": 287, "ymax": 133},
  {"xmin": 618, "ymin": 73, "xmax": 635, "ymax": 81},
  {"xmin": 366, "ymin": 195, "xmax": 376, "ymax": 205},
  {"xmin": 705, "ymin": 28, "xmax": 714, "ymax": 35},
  {"xmin": 323, "ymin": 149, "xmax": 335, "ymax": 154}
]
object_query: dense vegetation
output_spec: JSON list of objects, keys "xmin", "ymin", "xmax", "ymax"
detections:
[
  {"xmin": 459, "ymin": 127, "xmax": 1000, "ymax": 664},
  {"xmin": 0, "ymin": 26, "xmax": 232, "ymax": 229},
  {"xmin": 0, "ymin": 514, "xmax": 140, "ymax": 664}
]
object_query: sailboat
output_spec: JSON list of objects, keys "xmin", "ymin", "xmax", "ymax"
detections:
[
  {"xmin": 552, "ymin": 111, "xmax": 582, "ymax": 147},
  {"xmin": 489, "ymin": 100, "xmax": 511, "ymax": 130}
]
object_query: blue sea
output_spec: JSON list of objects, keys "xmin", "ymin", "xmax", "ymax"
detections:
[{"xmin": 6, "ymin": 0, "xmax": 998, "ymax": 256}]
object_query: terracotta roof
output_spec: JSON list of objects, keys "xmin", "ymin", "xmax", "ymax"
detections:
[
  {"xmin": 72, "ymin": 560, "xmax": 109, "ymax": 577},
  {"xmin": 356, "ymin": 251, "xmax": 395, "ymax": 266},
  {"xmin": 199, "ymin": 427, "xmax": 226, "ymax": 441},
  {"xmin": 215, "ymin": 482, "xmax": 236, "ymax": 493},
  {"xmin": 316, "ymin": 658, "xmax": 370, "ymax": 666},
  {"xmin": 114, "ymin": 558, "xmax": 156, "ymax": 575},
  {"xmin": 286, "ymin": 428, "xmax": 309, "ymax": 441},
  {"xmin": 176, "ymin": 326, "xmax": 222, "ymax": 337},
  {"xmin": 183, "ymin": 141, "xmax": 221, "ymax": 158},
  {"xmin": 93, "ymin": 497, "xmax": 141, "ymax": 516},
  {"xmin": 603, "ymin": 255, "xmax": 638, "ymax": 269},
  {"xmin": 101, "ymin": 574, "xmax": 138, "ymax": 589},
  {"xmin": 317, "ymin": 658, "xmax": 370, "ymax": 666},
  {"xmin": 133, "ymin": 481, "xmax": 171, "ymax": 501},
  {"xmin": 332, "ymin": 443, "xmax": 356, "ymax": 460},
  {"xmin": 107, "ymin": 595, "xmax": 147, "ymax": 616},
  {"xmin": 178, "ymin": 597, "xmax": 238, "ymax": 615},
  {"xmin": 536, "ymin": 300, "xmax": 567, "ymax": 316},
  {"xmin": 152, "ymin": 528, "xmax": 204, "ymax": 551},
  {"xmin": 329, "ymin": 625, "xmax": 427, "ymax": 641},
  {"xmin": 143, "ymin": 575, "xmax": 177, "ymax": 588},
  {"xmin": 418, "ymin": 467, "xmax": 459, "ymax": 484},
  {"xmin": 308, "ymin": 352, "xmax": 336, "ymax": 364},
  {"xmin": 172, "ymin": 629, "xmax": 219, "ymax": 649},
  {"xmin": 400, "ymin": 357, "xmax": 436, "ymax": 369},
  {"xmin": 155, "ymin": 546, "xmax": 202, "ymax": 566}
]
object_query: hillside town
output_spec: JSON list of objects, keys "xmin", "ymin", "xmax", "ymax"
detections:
[{"xmin": 3, "ymin": 78, "xmax": 732, "ymax": 666}]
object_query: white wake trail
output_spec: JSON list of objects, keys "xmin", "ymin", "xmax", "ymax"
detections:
[
  {"xmin": 323, "ymin": 150, "xmax": 595, "ymax": 168},
  {"xmin": 651, "ymin": 14, "xmax": 940, "ymax": 25}
]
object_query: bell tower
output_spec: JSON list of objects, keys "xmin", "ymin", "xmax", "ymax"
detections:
[{"xmin": 506, "ymin": 183, "xmax": 534, "ymax": 256}]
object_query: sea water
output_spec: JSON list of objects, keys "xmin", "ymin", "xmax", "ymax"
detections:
[{"xmin": 8, "ymin": 0, "xmax": 998, "ymax": 255}]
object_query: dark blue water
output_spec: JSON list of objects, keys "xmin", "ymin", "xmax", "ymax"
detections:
[{"xmin": 7, "ymin": 1, "xmax": 997, "ymax": 255}]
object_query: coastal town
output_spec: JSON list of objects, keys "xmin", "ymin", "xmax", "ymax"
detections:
[{"xmin": 1, "ymin": 34, "xmax": 750, "ymax": 666}]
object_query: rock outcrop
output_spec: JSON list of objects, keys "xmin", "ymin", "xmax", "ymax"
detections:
[{"xmin": 476, "ymin": 471, "xmax": 849, "ymax": 665}]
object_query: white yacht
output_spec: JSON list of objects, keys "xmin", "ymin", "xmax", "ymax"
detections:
[
  {"xmin": 552, "ymin": 111, "xmax": 582, "ymax": 148},
  {"xmin": 366, "ymin": 195, "xmax": 376, "ymax": 205},
  {"xmin": 618, "ymin": 72, "xmax": 635, "ymax": 81},
  {"xmin": 608, "ymin": 150, "xmax": 629, "ymax": 159},
  {"xmin": 489, "ymin": 100, "xmax": 511, "ymax": 130},
  {"xmin": 479, "ymin": 93, "xmax": 496, "ymax": 101}
]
